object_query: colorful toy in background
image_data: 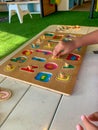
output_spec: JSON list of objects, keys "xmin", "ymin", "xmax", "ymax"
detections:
[{"xmin": 0, "ymin": 88, "xmax": 12, "ymax": 102}]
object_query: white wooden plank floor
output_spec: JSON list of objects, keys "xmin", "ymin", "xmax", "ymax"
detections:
[
  {"xmin": 0, "ymin": 25, "xmax": 98, "ymax": 130},
  {"xmin": 1, "ymin": 80, "xmax": 61, "ymax": 130},
  {"xmin": 0, "ymin": 78, "xmax": 30, "ymax": 127},
  {"xmin": 49, "ymin": 53, "xmax": 98, "ymax": 130}
]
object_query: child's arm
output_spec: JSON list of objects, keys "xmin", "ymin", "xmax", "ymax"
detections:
[{"xmin": 53, "ymin": 30, "xmax": 98, "ymax": 57}]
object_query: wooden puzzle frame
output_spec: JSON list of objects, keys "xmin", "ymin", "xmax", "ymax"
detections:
[{"xmin": 0, "ymin": 29, "xmax": 87, "ymax": 96}]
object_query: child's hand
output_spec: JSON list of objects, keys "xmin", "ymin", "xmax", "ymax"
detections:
[
  {"xmin": 53, "ymin": 40, "xmax": 77, "ymax": 57},
  {"xmin": 76, "ymin": 112, "xmax": 98, "ymax": 130}
]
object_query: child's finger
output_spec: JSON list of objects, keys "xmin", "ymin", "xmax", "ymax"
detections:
[
  {"xmin": 53, "ymin": 46, "xmax": 63, "ymax": 56},
  {"xmin": 81, "ymin": 115, "xmax": 98, "ymax": 130},
  {"xmin": 57, "ymin": 49, "xmax": 69, "ymax": 56},
  {"xmin": 88, "ymin": 112, "xmax": 98, "ymax": 121},
  {"xmin": 76, "ymin": 124, "xmax": 84, "ymax": 130},
  {"xmin": 53, "ymin": 49, "xmax": 61, "ymax": 56}
]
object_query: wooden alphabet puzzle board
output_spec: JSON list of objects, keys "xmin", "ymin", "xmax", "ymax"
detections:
[{"xmin": 0, "ymin": 28, "xmax": 87, "ymax": 96}]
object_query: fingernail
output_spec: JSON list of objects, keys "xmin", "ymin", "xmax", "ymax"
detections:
[
  {"xmin": 81, "ymin": 115, "xmax": 85, "ymax": 120},
  {"xmin": 76, "ymin": 124, "xmax": 80, "ymax": 130}
]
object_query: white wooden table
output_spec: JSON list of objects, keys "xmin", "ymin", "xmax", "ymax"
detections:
[
  {"xmin": 6, "ymin": 0, "xmax": 40, "ymax": 23},
  {"xmin": 0, "ymin": 25, "xmax": 98, "ymax": 130}
]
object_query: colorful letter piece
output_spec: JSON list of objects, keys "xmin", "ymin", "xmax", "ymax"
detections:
[
  {"xmin": 62, "ymin": 38, "xmax": 72, "ymax": 42},
  {"xmin": 53, "ymin": 35, "xmax": 63, "ymax": 40},
  {"xmin": 63, "ymin": 63, "xmax": 75, "ymax": 69},
  {"xmin": 56, "ymin": 72, "xmax": 70, "ymax": 81},
  {"xmin": 20, "ymin": 65, "xmax": 38, "ymax": 73},
  {"xmin": 44, "ymin": 33, "xmax": 54, "ymax": 36},
  {"xmin": 36, "ymin": 49, "xmax": 52, "ymax": 55},
  {"xmin": 31, "ymin": 43, "xmax": 40, "ymax": 49},
  {"xmin": 35, "ymin": 72, "xmax": 52, "ymax": 82},
  {"xmin": 4, "ymin": 64, "xmax": 16, "ymax": 72},
  {"xmin": 44, "ymin": 62, "xmax": 58, "ymax": 70},
  {"xmin": 77, "ymin": 47, "xmax": 81, "ymax": 51},
  {"xmin": 66, "ymin": 53, "xmax": 80, "ymax": 61},
  {"xmin": 32, "ymin": 56, "xmax": 46, "ymax": 62},
  {"xmin": 22, "ymin": 50, "xmax": 33, "ymax": 56},
  {"xmin": 11, "ymin": 56, "xmax": 27, "ymax": 63}
]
